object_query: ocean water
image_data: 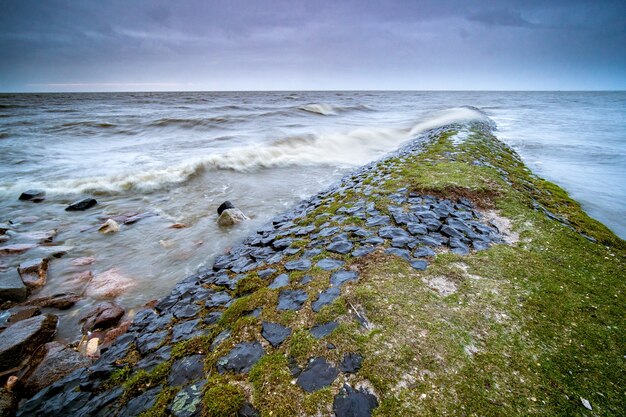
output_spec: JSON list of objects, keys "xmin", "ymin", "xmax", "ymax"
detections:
[{"xmin": 1, "ymin": 91, "xmax": 624, "ymax": 341}]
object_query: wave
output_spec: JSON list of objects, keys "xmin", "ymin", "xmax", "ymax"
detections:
[
  {"xmin": 4, "ymin": 107, "xmax": 491, "ymax": 196},
  {"xmin": 299, "ymin": 103, "xmax": 373, "ymax": 116},
  {"xmin": 147, "ymin": 116, "xmax": 237, "ymax": 129},
  {"xmin": 60, "ymin": 121, "xmax": 116, "ymax": 129}
]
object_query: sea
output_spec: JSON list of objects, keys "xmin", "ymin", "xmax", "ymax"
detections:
[{"xmin": 1, "ymin": 91, "xmax": 624, "ymax": 341}]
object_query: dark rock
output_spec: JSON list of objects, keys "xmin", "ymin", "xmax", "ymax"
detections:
[
  {"xmin": 18, "ymin": 257, "xmax": 49, "ymax": 289},
  {"xmin": 299, "ymin": 275, "xmax": 313, "ymax": 285},
  {"xmin": 19, "ymin": 189, "xmax": 45, "ymax": 202},
  {"xmin": 303, "ymin": 248, "xmax": 322, "ymax": 258},
  {"xmin": 135, "ymin": 330, "xmax": 167, "ymax": 355},
  {"xmin": 168, "ymin": 380, "xmax": 206, "ymax": 417},
  {"xmin": 330, "ymin": 270, "xmax": 359, "ymax": 287},
  {"xmin": 352, "ymin": 246, "xmax": 376, "ymax": 257},
  {"xmin": 171, "ymin": 319, "xmax": 203, "ymax": 343},
  {"xmin": 390, "ymin": 236, "xmax": 414, "ymax": 248},
  {"xmin": 272, "ymin": 237, "xmax": 293, "ymax": 250},
  {"xmin": 0, "ymin": 314, "xmax": 57, "ymax": 371},
  {"xmin": 21, "ymin": 342, "xmax": 92, "ymax": 396},
  {"xmin": 379, "ymin": 226, "xmax": 410, "ymax": 240},
  {"xmin": 360, "ymin": 236, "xmax": 384, "ymax": 246},
  {"xmin": 261, "ymin": 322, "xmax": 292, "ymax": 347},
  {"xmin": 296, "ymin": 357, "xmax": 339, "ymax": 392},
  {"xmin": 413, "ymin": 246, "xmax": 436, "ymax": 257},
  {"xmin": 217, "ymin": 201, "xmax": 235, "ymax": 215},
  {"xmin": 310, "ymin": 321, "xmax": 338, "ymax": 339},
  {"xmin": 137, "ymin": 345, "xmax": 172, "ymax": 371},
  {"xmin": 339, "ymin": 353, "xmax": 363, "ymax": 373},
  {"xmin": 333, "ymin": 384, "xmax": 378, "ymax": 417},
  {"xmin": 216, "ymin": 342, "xmax": 264, "ymax": 374},
  {"xmin": 440, "ymin": 225, "xmax": 464, "ymax": 239},
  {"xmin": 268, "ymin": 273, "xmax": 289, "ymax": 289},
  {"xmin": 65, "ymin": 198, "xmax": 97, "ymax": 211},
  {"xmin": 205, "ymin": 291, "xmax": 232, "ymax": 308},
  {"xmin": 265, "ymin": 252, "xmax": 284, "ymax": 265},
  {"xmin": 0, "ymin": 270, "xmax": 28, "ymax": 302},
  {"xmin": 171, "ymin": 301, "xmax": 201, "ymax": 320},
  {"xmin": 283, "ymin": 247, "xmax": 301, "ymax": 256},
  {"xmin": 27, "ymin": 293, "xmax": 81, "ymax": 310},
  {"xmin": 168, "ymin": 354, "xmax": 205, "ymax": 385},
  {"xmin": 119, "ymin": 385, "xmax": 161, "ymax": 416},
  {"xmin": 238, "ymin": 402, "xmax": 260, "ymax": 417},
  {"xmin": 287, "ymin": 356, "xmax": 302, "ymax": 377},
  {"xmin": 317, "ymin": 226, "xmax": 340, "ymax": 238},
  {"xmin": 410, "ymin": 260, "xmax": 428, "ymax": 270},
  {"xmin": 406, "ymin": 222, "xmax": 428, "ymax": 235},
  {"xmin": 312, "ymin": 286, "xmax": 340, "ymax": 312},
  {"xmin": 210, "ymin": 329, "xmax": 231, "ymax": 351},
  {"xmin": 419, "ymin": 235, "xmax": 444, "ymax": 247},
  {"xmin": 0, "ymin": 388, "xmax": 17, "ymax": 417},
  {"xmin": 204, "ymin": 311, "xmax": 223, "ymax": 325},
  {"xmin": 277, "ymin": 289, "xmax": 308, "ymax": 311},
  {"xmin": 384, "ymin": 248, "xmax": 411, "ymax": 260},
  {"xmin": 284, "ymin": 259, "xmax": 312, "ymax": 271},
  {"xmin": 316, "ymin": 258, "xmax": 345, "ymax": 271},
  {"xmin": 327, "ymin": 240, "xmax": 353, "ymax": 254},
  {"xmin": 473, "ymin": 240, "xmax": 490, "ymax": 251},
  {"xmin": 0, "ymin": 306, "xmax": 40, "ymax": 329},
  {"xmin": 80, "ymin": 301, "xmax": 125, "ymax": 333},
  {"xmin": 257, "ymin": 268, "xmax": 276, "ymax": 279},
  {"xmin": 0, "ymin": 243, "xmax": 38, "ymax": 256}
]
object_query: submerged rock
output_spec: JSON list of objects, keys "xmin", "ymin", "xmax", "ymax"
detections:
[
  {"xmin": 84, "ymin": 268, "xmax": 134, "ymax": 299},
  {"xmin": 0, "ymin": 306, "xmax": 40, "ymax": 330},
  {"xmin": 0, "ymin": 314, "xmax": 57, "ymax": 371},
  {"xmin": 19, "ymin": 189, "xmax": 45, "ymax": 202},
  {"xmin": 65, "ymin": 198, "xmax": 97, "ymax": 211},
  {"xmin": 80, "ymin": 301, "xmax": 125, "ymax": 333},
  {"xmin": 17, "ymin": 257, "xmax": 49, "ymax": 289},
  {"xmin": 0, "ymin": 243, "xmax": 37, "ymax": 256}
]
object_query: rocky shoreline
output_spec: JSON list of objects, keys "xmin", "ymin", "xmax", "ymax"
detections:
[{"xmin": 2, "ymin": 121, "xmax": 624, "ymax": 416}]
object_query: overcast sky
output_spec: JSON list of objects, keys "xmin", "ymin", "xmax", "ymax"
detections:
[{"xmin": 0, "ymin": 0, "xmax": 624, "ymax": 92}]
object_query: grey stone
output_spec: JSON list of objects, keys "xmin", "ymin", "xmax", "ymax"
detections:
[
  {"xmin": 352, "ymin": 246, "xmax": 376, "ymax": 257},
  {"xmin": 312, "ymin": 287, "xmax": 341, "ymax": 312},
  {"xmin": 0, "ymin": 314, "xmax": 57, "ymax": 371},
  {"xmin": 339, "ymin": 353, "xmax": 363, "ymax": 373},
  {"xmin": 296, "ymin": 357, "xmax": 339, "ymax": 392},
  {"xmin": 379, "ymin": 226, "xmax": 410, "ymax": 240},
  {"xmin": 136, "ymin": 330, "xmax": 168, "ymax": 355},
  {"xmin": 168, "ymin": 380, "xmax": 206, "ymax": 417},
  {"xmin": 205, "ymin": 291, "xmax": 232, "ymax": 308},
  {"xmin": 171, "ymin": 319, "xmax": 203, "ymax": 343},
  {"xmin": 310, "ymin": 321, "xmax": 338, "ymax": 339},
  {"xmin": 261, "ymin": 322, "xmax": 292, "ymax": 347},
  {"xmin": 137, "ymin": 345, "xmax": 172, "ymax": 371},
  {"xmin": 413, "ymin": 246, "xmax": 436, "ymax": 257},
  {"xmin": 168, "ymin": 354, "xmax": 205, "ymax": 385},
  {"xmin": 19, "ymin": 189, "xmax": 46, "ymax": 201},
  {"xmin": 407, "ymin": 223, "xmax": 428, "ymax": 235},
  {"xmin": 361, "ymin": 236, "xmax": 384, "ymax": 246},
  {"xmin": 268, "ymin": 273, "xmax": 290, "ymax": 289},
  {"xmin": 65, "ymin": 198, "xmax": 97, "ymax": 211},
  {"xmin": 272, "ymin": 237, "xmax": 293, "ymax": 250},
  {"xmin": 210, "ymin": 329, "xmax": 231, "ymax": 351},
  {"xmin": 327, "ymin": 240, "xmax": 353, "ymax": 254},
  {"xmin": 330, "ymin": 270, "xmax": 359, "ymax": 287},
  {"xmin": 299, "ymin": 275, "xmax": 313, "ymax": 285},
  {"xmin": 119, "ymin": 385, "xmax": 161, "ymax": 416},
  {"xmin": 384, "ymin": 248, "xmax": 411, "ymax": 260},
  {"xmin": 316, "ymin": 258, "xmax": 345, "ymax": 271},
  {"xmin": 216, "ymin": 342, "xmax": 264, "ymax": 374},
  {"xmin": 366, "ymin": 215, "xmax": 390, "ymax": 227},
  {"xmin": 284, "ymin": 259, "xmax": 312, "ymax": 271},
  {"xmin": 0, "ymin": 270, "xmax": 28, "ymax": 302},
  {"xmin": 277, "ymin": 290, "xmax": 308, "ymax": 311},
  {"xmin": 257, "ymin": 268, "xmax": 276, "ymax": 279},
  {"xmin": 317, "ymin": 226, "xmax": 340, "ymax": 238},
  {"xmin": 333, "ymin": 384, "xmax": 378, "ymax": 417},
  {"xmin": 410, "ymin": 260, "xmax": 428, "ymax": 270}
]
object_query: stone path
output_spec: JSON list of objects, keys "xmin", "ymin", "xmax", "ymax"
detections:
[{"xmin": 18, "ymin": 125, "xmax": 504, "ymax": 417}]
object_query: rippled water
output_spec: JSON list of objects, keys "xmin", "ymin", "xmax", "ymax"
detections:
[{"xmin": 1, "ymin": 91, "xmax": 624, "ymax": 342}]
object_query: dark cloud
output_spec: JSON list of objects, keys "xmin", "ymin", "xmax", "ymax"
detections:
[{"xmin": 0, "ymin": 0, "xmax": 624, "ymax": 91}]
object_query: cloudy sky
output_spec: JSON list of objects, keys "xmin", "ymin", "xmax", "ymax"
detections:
[{"xmin": 1, "ymin": 0, "xmax": 624, "ymax": 91}]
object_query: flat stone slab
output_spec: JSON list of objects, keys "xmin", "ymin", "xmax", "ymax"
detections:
[
  {"xmin": 119, "ymin": 385, "xmax": 161, "ymax": 416},
  {"xmin": 168, "ymin": 354, "xmax": 205, "ymax": 386},
  {"xmin": 261, "ymin": 322, "xmax": 292, "ymax": 347},
  {"xmin": 326, "ymin": 241, "xmax": 353, "ymax": 254},
  {"xmin": 413, "ymin": 246, "xmax": 436, "ymax": 257},
  {"xmin": 277, "ymin": 290, "xmax": 308, "ymax": 311},
  {"xmin": 168, "ymin": 380, "xmax": 206, "ymax": 417},
  {"xmin": 410, "ymin": 260, "xmax": 428, "ymax": 270},
  {"xmin": 217, "ymin": 342, "xmax": 264, "ymax": 374},
  {"xmin": 205, "ymin": 291, "xmax": 232, "ymax": 308},
  {"xmin": 0, "ymin": 270, "xmax": 28, "ymax": 302},
  {"xmin": 136, "ymin": 330, "xmax": 168, "ymax": 355},
  {"xmin": 340, "ymin": 353, "xmax": 364, "ymax": 373},
  {"xmin": 312, "ymin": 287, "xmax": 341, "ymax": 312},
  {"xmin": 310, "ymin": 321, "xmax": 338, "ymax": 339},
  {"xmin": 284, "ymin": 259, "xmax": 312, "ymax": 271},
  {"xmin": 296, "ymin": 357, "xmax": 339, "ymax": 392},
  {"xmin": 333, "ymin": 384, "xmax": 378, "ymax": 417},
  {"xmin": 0, "ymin": 314, "xmax": 57, "ymax": 371},
  {"xmin": 352, "ymin": 246, "xmax": 376, "ymax": 257},
  {"xmin": 268, "ymin": 273, "xmax": 290, "ymax": 289},
  {"xmin": 316, "ymin": 258, "xmax": 345, "ymax": 271},
  {"xmin": 330, "ymin": 270, "xmax": 359, "ymax": 287},
  {"xmin": 171, "ymin": 319, "xmax": 203, "ymax": 343}
]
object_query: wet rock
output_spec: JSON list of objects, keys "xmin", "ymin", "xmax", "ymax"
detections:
[
  {"xmin": 333, "ymin": 384, "xmax": 378, "ymax": 417},
  {"xmin": 135, "ymin": 330, "xmax": 168, "ymax": 355},
  {"xmin": 217, "ymin": 208, "xmax": 249, "ymax": 226},
  {"xmin": 284, "ymin": 259, "xmax": 311, "ymax": 271},
  {"xmin": 296, "ymin": 357, "xmax": 339, "ymax": 392},
  {"xmin": 330, "ymin": 270, "xmax": 359, "ymax": 287},
  {"xmin": 216, "ymin": 342, "xmax": 264, "ymax": 374},
  {"xmin": 261, "ymin": 322, "xmax": 291, "ymax": 347},
  {"xmin": 0, "ymin": 388, "xmax": 17, "ymax": 417},
  {"xmin": 137, "ymin": 345, "xmax": 172, "ymax": 372},
  {"xmin": 352, "ymin": 246, "xmax": 376, "ymax": 257},
  {"xmin": 85, "ymin": 268, "xmax": 134, "ymax": 299},
  {"xmin": 277, "ymin": 289, "xmax": 308, "ymax": 311},
  {"xmin": 0, "ymin": 243, "xmax": 37, "ymax": 256},
  {"xmin": 65, "ymin": 198, "xmax": 97, "ymax": 211},
  {"xmin": 238, "ymin": 402, "xmax": 261, "ymax": 417},
  {"xmin": 0, "ymin": 306, "xmax": 40, "ymax": 329},
  {"xmin": 80, "ymin": 301, "xmax": 125, "ymax": 333},
  {"xmin": 171, "ymin": 319, "xmax": 203, "ymax": 343},
  {"xmin": 168, "ymin": 380, "xmax": 206, "ymax": 417},
  {"xmin": 119, "ymin": 385, "xmax": 161, "ymax": 416},
  {"xmin": 312, "ymin": 286, "xmax": 341, "ymax": 312},
  {"xmin": 19, "ymin": 189, "xmax": 45, "ymax": 202},
  {"xmin": 268, "ymin": 273, "xmax": 289, "ymax": 290},
  {"xmin": 168, "ymin": 354, "xmax": 205, "ymax": 386},
  {"xmin": 316, "ymin": 258, "xmax": 345, "ymax": 271},
  {"xmin": 0, "ymin": 314, "xmax": 57, "ymax": 371},
  {"xmin": 339, "ymin": 353, "xmax": 363, "ymax": 373},
  {"xmin": 17, "ymin": 258, "xmax": 49, "ymax": 289},
  {"xmin": 0, "ymin": 270, "xmax": 28, "ymax": 302},
  {"xmin": 327, "ymin": 240, "xmax": 353, "ymax": 254},
  {"xmin": 21, "ymin": 342, "xmax": 92, "ymax": 396},
  {"xmin": 310, "ymin": 321, "xmax": 338, "ymax": 339},
  {"xmin": 217, "ymin": 201, "xmax": 235, "ymax": 215},
  {"xmin": 17, "ymin": 230, "xmax": 57, "ymax": 244},
  {"xmin": 98, "ymin": 219, "xmax": 120, "ymax": 234},
  {"xmin": 27, "ymin": 293, "xmax": 81, "ymax": 310},
  {"xmin": 0, "ymin": 223, "xmax": 12, "ymax": 234}
]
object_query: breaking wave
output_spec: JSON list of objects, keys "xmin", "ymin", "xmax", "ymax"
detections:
[{"xmin": 299, "ymin": 103, "xmax": 373, "ymax": 116}]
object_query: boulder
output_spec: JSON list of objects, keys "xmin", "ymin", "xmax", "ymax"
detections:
[
  {"xmin": 19, "ymin": 342, "xmax": 92, "ymax": 396},
  {"xmin": 216, "ymin": 201, "xmax": 235, "ymax": 215},
  {"xmin": 80, "ymin": 301, "xmax": 125, "ymax": 333},
  {"xmin": 0, "ymin": 306, "xmax": 40, "ymax": 330},
  {"xmin": 26, "ymin": 293, "xmax": 81, "ymax": 310},
  {"xmin": 217, "ymin": 208, "xmax": 248, "ymax": 226},
  {"xmin": 84, "ymin": 268, "xmax": 134, "ymax": 299},
  {"xmin": 17, "ymin": 258, "xmax": 49, "ymax": 289},
  {"xmin": 65, "ymin": 198, "xmax": 97, "ymax": 211},
  {"xmin": 0, "ymin": 314, "xmax": 57, "ymax": 371},
  {"xmin": 18, "ymin": 189, "xmax": 45, "ymax": 202},
  {"xmin": 98, "ymin": 219, "xmax": 120, "ymax": 234},
  {"xmin": 0, "ymin": 271, "xmax": 28, "ymax": 302}
]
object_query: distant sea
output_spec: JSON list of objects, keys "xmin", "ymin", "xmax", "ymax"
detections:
[{"xmin": 1, "ymin": 91, "xmax": 624, "ymax": 341}]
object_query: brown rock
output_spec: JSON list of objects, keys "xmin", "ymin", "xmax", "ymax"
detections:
[
  {"xmin": 79, "ymin": 301, "xmax": 125, "ymax": 333},
  {"xmin": 0, "ymin": 306, "xmax": 40, "ymax": 330},
  {"xmin": 0, "ymin": 314, "xmax": 57, "ymax": 371},
  {"xmin": 0, "ymin": 244, "xmax": 37, "ymax": 256},
  {"xmin": 26, "ymin": 293, "xmax": 80, "ymax": 310},
  {"xmin": 0, "ymin": 388, "xmax": 17, "ymax": 417},
  {"xmin": 169, "ymin": 223, "xmax": 187, "ymax": 229},
  {"xmin": 70, "ymin": 257, "xmax": 96, "ymax": 266},
  {"xmin": 98, "ymin": 219, "xmax": 119, "ymax": 234},
  {"xmin": 19, "ymin": 342, "xmax": 92, "ymax": 396},
  {"xmin": 217, "ymin": 208, "xmax": 248, "ymax": 226},
  {"xmin": 17, "ymin": 258, "xmax": 49, "ymax": 289},
  {"xmin": 101, "ymin": 320, "xmax": 130, "ymax": 347},
  {"xmin": 84, "ymin": 268, "xmax": 134, "ymax": 299}
]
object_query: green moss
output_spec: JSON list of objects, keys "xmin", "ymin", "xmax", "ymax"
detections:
[
  {"xmin": 249, "ymin": 354, "xmax": 303, "ymax": 416},
  {"xmin": 234, "ymin": 275, "xmax": 265, "ymax": 297},
  {"xmin": 286, "ymin": 329, "xmax": 318, "ymax": 364},
  {"xmin": 203, "ymin": 384, "xmax": 245, "ymax": 417},
  {"xmin": 139, "ymin": 387, "xmax": 179, "ymax": 417}
]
